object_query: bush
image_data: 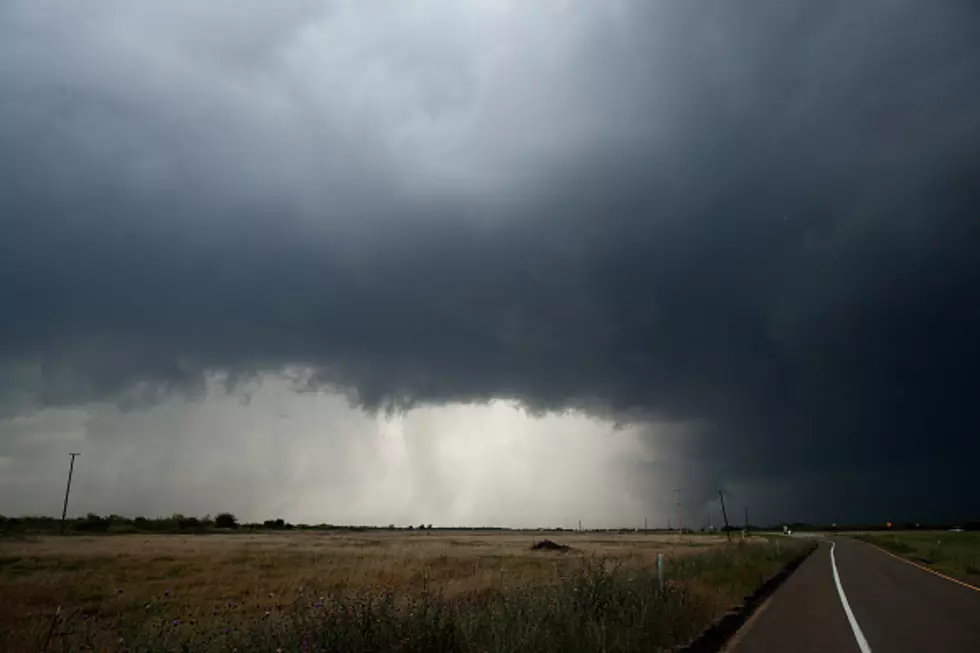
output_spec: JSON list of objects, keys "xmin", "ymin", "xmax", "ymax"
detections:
[
  {"xmin": 73, "ymin": 513, "xmax": 111, "ymax": 533},
  {"xmin": 177, "ymin": 516, "xmax": 203, "ymax": 531},
  {"xmin": 215, "ymin": 512, "xmax": 239, "ymax": 529}
]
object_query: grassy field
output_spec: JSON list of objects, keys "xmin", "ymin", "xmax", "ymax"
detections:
[
  {"xmin": 1, "ymin": 530, "xmax": 810, "ymax": 652},
  {"xmin": 854, "ymin": 530, "xmax": 980, "ymax": 586}
]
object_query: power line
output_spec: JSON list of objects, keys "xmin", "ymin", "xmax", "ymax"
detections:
[{"xmin": 60, "ymin": 452, "xmax": 81, "ymax": 534}]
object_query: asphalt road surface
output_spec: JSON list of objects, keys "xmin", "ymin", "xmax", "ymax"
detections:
[{"xmin": 729, "ymin": 537, "xmax": 980, "ymax": 653}]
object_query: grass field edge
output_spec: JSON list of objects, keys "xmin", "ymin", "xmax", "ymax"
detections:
[
  {"xmin": 851, "ymin": 536, "xmax": 980, "ymax": 593},
  {"xmin": 672, "ymin": 540, "xmax": 818, "ymax": 653}
]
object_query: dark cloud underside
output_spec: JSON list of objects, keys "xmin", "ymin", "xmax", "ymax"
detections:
[{"xmin": 2, "ymin": 0, "xmax": 980, "ymax": 521}]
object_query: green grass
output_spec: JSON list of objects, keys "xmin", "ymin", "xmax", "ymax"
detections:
[
  {"xmin": 854, "ymin": 531, "xmax": 980, "ymax": 585},
  {"xmin": 26, "ymin": 539, "xmax": 811, "ymax": 653}
]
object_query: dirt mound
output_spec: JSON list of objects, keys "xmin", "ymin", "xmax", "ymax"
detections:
[{"xmin": 530, "ymin": 539, "xmax": 571, "ymax": 552}]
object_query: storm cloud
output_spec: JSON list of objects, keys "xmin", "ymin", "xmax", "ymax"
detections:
[{"xmin": 2, "ymin": 0, "xmax": 980, "ymax": 524}]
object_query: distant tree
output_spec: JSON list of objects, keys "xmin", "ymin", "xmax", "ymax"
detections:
[
  {"xmin": 275, "ymin": 518, "xmax": 285, "ymax": 529},
  {"xmin": 74, "ymin": 513, "xmax": 110, "ymax": 533},
  {"xmin": 215, "ymin": 513, "xmax": 239, "ymax": 529}
]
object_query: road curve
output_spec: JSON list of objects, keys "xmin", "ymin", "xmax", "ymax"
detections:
[{"xmin": 729, "ymin": 537, "xmax": 980, "ymax": 653}]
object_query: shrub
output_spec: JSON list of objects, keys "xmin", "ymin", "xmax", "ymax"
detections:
[
  {"xmin": 73, "ymin": 513, "xmax": 111, "ymax": 533},
  {"xmin": 177, "ymin": 516, "xmax": 203, "ymax": 531},
  {"xmin": 215, "ymin": 512, "xmax": 239, "ymax": 529}
]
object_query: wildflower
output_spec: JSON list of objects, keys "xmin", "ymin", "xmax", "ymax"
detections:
[{"xmin": 172, "ymin": 618, "xmax": 180, "ymax": 626}]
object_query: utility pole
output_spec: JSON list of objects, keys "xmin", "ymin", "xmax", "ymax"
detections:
[
  {"xmin": 644, "ymin": 517, "xmax": 648, "ymax": 532},
  {"xmin": 673, "ymin": 488, "xmax": 683, "ymax": 534},
  {"xmin": 718, "ymin": 490, "xmax": 731, "ymax": 542},
  {"xmin": 60, "ymin": 453, "xmax": 81, "ymax": 534},
  {"xmin": 744, "ymin": 506, "xmax": 749, "ymax": 531}
]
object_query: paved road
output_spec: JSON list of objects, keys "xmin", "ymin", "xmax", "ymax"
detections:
[{"xmin": 729, "ymin": 537, "xmax": 980, "ymax": 652}]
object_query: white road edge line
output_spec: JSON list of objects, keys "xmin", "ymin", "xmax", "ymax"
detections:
[{"xmin": 831, "ymin": 542, "xmax": 872, "ymax": 653}]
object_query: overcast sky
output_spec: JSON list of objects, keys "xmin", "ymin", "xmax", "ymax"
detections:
[{"xmin": 2, "ymin": 0, "xmax": 979, "ymax": 527}]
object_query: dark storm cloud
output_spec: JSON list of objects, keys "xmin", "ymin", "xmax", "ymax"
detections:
[{"xmin": 3, "ymin": 0, "xmax": 980, "ymax": 522}]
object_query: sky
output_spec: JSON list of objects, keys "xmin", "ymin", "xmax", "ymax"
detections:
[{"xmin": 2, "ymin": 0, "xmax": 979, "ymax": 527}]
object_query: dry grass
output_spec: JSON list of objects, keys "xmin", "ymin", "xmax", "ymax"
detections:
[{"xmin": 0, "ymin": 530, "xmax": 775, "ymax": 652}]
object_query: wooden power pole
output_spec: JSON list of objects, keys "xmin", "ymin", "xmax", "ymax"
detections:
[
  {"xmin": 60, "ymin": 453, "xmax": 81, "ymax": 534},
  {"xmin": 718, "ymin": 490, "xmax": 731, "ymax": 541}
]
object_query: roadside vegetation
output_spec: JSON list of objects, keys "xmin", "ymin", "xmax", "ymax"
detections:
[
  {"xmin": 855, "ymin": 531, "xmax": 980, "ymax": 586},
  {"xmin": 0, "ymin": 528, "xmax": 812, "ymax": 653}
]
